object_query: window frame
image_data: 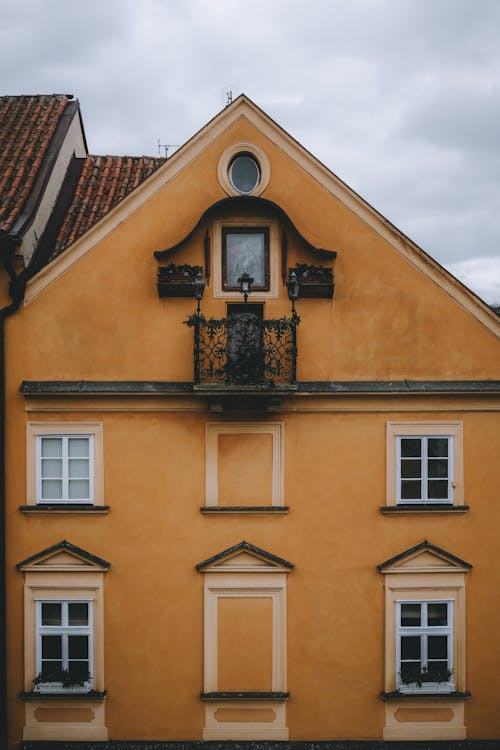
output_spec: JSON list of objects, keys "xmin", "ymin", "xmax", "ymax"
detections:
[
  {"xmin": 35, "ymin": 599, "xmax": 93, "ymax": 693},
  {"xmin": 222, "ymin": 226, "xmax": 270, "ymax": 292},
  {"xmin": 386, "ymin": 421, "xmax": 464, "ymax": 508},
  {"xmin": 36, "ymin": 434, "xmax": 94, "ymax": 504},
  {"xmin": 26, "ymin": 422, "xmax": 104, "ymax": 507},
  {"xmin": 211, "ymin": 218, "xmax": 280, "ymax": 299},
  {"xmin": 396, "ymin": 599, "xmax": 454, "ymax": 693},
  {"xmin": 396, "ymin": 434, "xmax": 453, "ymax": 504}
]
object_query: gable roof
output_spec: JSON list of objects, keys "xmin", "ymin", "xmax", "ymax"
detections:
[
  {"xmin": 0, "ymin": 95, "xmax": 73, "ymax": 236},
  {"xmin": 22, "ymin": 94, "xmax": 500, "ymax": 337},
  {"xmin": 50, "ymin": 154, "xmax": 165, "ymax": 260}
]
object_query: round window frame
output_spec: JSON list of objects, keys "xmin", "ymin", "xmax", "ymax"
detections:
[{"xmin": 218, "ymin": 142, "xmax": 270, "ymax": 197}]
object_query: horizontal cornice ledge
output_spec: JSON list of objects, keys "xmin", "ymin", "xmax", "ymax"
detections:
[{"xmin": 20, "ymin": 380, "xmax": 500, "ymax": 397}]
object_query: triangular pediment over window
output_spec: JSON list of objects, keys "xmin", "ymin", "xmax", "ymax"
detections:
[
  {"xmin": 16, "ymin": 539, "xmax": 110, "ymax": 572},
  {"xmin": 377, "ymin": 540, "xmax": 472, "ymax": 575},
  {"xmin": 196, "ymin": 540, "xmax": 293, "ymax": 573}
]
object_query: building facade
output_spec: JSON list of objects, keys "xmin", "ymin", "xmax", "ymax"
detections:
[{"xmin": 2, "ymin": 95, "xmax": 500, "ymax": 748}]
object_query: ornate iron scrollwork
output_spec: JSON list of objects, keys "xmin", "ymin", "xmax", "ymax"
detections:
[{"xmin": 186, "ymin": 313, "xmax": 299, "ymax": 386}]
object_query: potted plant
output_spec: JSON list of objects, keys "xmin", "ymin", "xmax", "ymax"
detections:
[
  {"xmin": 398, "ymin": 666, "xmax": 454, "ymax": 694},
  {"xmin": 289, "ymin": 263, "xmax": 334, "ymax": 299},
  {"xmin": 157, "ymin": 263, "xmax": 203, "ymax": 298}
]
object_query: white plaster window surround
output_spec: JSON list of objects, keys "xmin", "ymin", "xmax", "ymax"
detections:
[
  {"xmin": 26, "ymin": 423, "xmax": 104, "ymax": 507},
  {"xmin": 18, "ymin": 541, "xmax": 109, "ymax": 741},
  {"xmin": 197, "ymin": 542, "xmax": 292, "ymax": 740},
  {"xmin": 218, "ymin": 142, "xmax": 270, "ymax": 197},
  {"xmin": 205, "ymin": 422, "xmax": 284, "ymax": 508},
  {"xmin": 379, "ymin": 541, "xmax": 470, "ymax": 741},
  {"xmin": 386, "ymin": 422, "xmax": 464, "ymax": 508},
  {"xmin": 211, "ymin": 217, "xmax": 280, "ymax": 299}
]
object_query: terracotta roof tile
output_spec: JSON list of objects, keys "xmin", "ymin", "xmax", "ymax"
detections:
[
  {"xmin": 0, "ymin": 95, "xmax": 70, "ymax": 234},
  {"xmin": 51, "ymin": 154, "xmax": 165, "ymax": 258}
]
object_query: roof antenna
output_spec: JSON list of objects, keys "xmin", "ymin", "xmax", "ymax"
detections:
[
  {"xmin": 222, "ymin": 82, "xmax": 239, "ymax": 107},
  {"xmin": 157, "ymin": 139, "xmax": 179, "ymax": 158}
]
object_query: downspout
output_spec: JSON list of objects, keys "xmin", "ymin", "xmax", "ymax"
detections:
[{"xmin": 0, "ymin": 237, "xmax": 25, "ymax": 750}]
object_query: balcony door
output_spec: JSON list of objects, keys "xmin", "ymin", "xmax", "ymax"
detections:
[{"xmin": 226, "ymin": 303, "xmax": 264, "ymax": 385}]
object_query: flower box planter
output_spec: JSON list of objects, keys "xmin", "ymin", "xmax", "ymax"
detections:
[
  {"xmin": 289, "ymin": 264, "xmax": 334, "ymax": 299},
  {"xmin": 158, "ymin": 263, "xmax": 203, "ymax": 298},
  {"xmin": 34, "ymin": 682, "xmax": 91, "ymax": 695},
  {"xmin": 399, "ymin": 681, "xmax": 455, "ymax": 695}
]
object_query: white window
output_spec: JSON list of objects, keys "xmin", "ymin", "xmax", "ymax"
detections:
[
  {"xmin": 36, "ymin": 434, "xmax": 93, "ymax": 503},
  {"xmin": 396, "ymin": 435, "xmax": 452, "ymax": 504},
  {"xmin": 386, "ymin": 422, "xmax": 464, "ymax": 509},
  {"xmin": 397, "ymin": 600, "xmax": 454, "ymax": 693},
  {"xmin": 35, "ymin": 600, "xmax": 92, "ymax": 693}
]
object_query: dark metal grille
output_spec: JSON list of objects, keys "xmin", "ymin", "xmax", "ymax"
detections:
[{"xmin": 186, "ymin": 313, "xmax": 298, "ymax": 385}]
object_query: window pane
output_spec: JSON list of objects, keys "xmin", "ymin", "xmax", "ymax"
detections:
[
  {"xmin": 68, "ymin": 479, "xmax": 90, "ymax": 499},
  {"xmin": 400, "ymin": 661, "xmax": 421, "ymax": 681},
  {"xmin": 41, "ymin": 479, "xmax": 63, "ymax": 499},
  {"xmin": 68, "ymin": 635, "xmax": 88, "ymax": 659},
  {"xmin": 401, "ymin": 459, "xmax": 421, "ymax": 478},
  {"xmin": 401, "ymin": 636, "xmax": 421, "ymax": 660},
  {"xmin": 428, "ymin": 480, "xmax": 449, "ymax": 499},
  {"xmin": 41, "ymin": 458, "xmax": 63, "ymax": 478},
  {"xmin": 40, "ymin": 660, "xmax": 63, "ymax": 677},
  {"xmin": 226, "ymin": 233, "xmax": 266, "ymax": 287},
  {"xmin": 42, "ymin": 635, "xmax": 62, "ymax": 659},
  {"xmin": 428, "ymin": 603, "xmax": 448, "ymax": 626},
  {"xmin": 400, "ymin": 480, "xmax": 422, "ymax": 500},
  {"xmin": 426, "ymin": 661, "xmax": 449, "ymax": 680},
  {"xmin": 428, "ymin": 635, "xmax": 448, "ymax": 659},
  {"xmin": 68, "ymin": 602, "xmax": 88, "ymax": 626},
  {"xmin": 41, "ymin": 602, "xmax": 61, "ymax": 626},
  {"xmin": 428, "ymin": 459, "xmax": 448, "ymax": 478},
  {"xmin": 401, "ymin": 603, "xmax": 421, "ymax": 627},
  {"xmin": 230, "ymin": 155, "xmax": 260, "ymax": 194},
  {"xmin": 68, "ymin": 459, "xmax": 89, "ymax": 479},
  {"xmin": 41, "ymin": 438, "xmax": 62, "ymax": 457},
  {"xmin": 428, "ymin": 437, "xmax": 448, "ymax": 457},
  {"xmin": 68, "ymin": 660, "xmax": 90, "ymax": 680},
  {"xmin": 68, "ymin": 438, "xmax": 89, "ymax": 458},
  {"xmin": 400, "ymin": 438, "xmax": 422, "ymax": 457}
]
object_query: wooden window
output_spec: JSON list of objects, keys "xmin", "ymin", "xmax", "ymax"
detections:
[
  {"xmin": 397, "ymin": 435, "xmax": 452, "ymax": 504},
  {"xmin": 386, "ymin": 422, "xmax": 463, "ymax": 508},
  {"xmin": 37, "ymin": 435, "xmax": 93, "ymax": 503},
  {"xmin": 26, "ymin": 422, "xmax": 104, "ymax": 507},
  {"xmin": 35, "ymin": 600, "xmax": 93, "ymax": 693},
  {"xmin": 222, "ymin": 227, "xmax": 270, "ymax": 292},
  {"xmin": 397, "ymin": 600, "xmax": 454, "ymax": 693}
]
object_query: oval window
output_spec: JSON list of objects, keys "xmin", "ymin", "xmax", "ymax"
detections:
[{"xmin": 229, "ymin": 154, "xmax": 260, "ymax": 194}]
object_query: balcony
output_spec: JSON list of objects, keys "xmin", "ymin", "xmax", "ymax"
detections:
[{"xmin": 186, "ymin": 312, "xmax": 298, "ymax": 387}]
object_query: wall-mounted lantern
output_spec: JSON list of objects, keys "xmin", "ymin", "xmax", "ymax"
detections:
[
  {"xmin": 237, "ymin": 272, "xmax": 254, "ymax": 309},
  {"xmin": 286, "ymin": 270, "xmax": 300, "ymax": 318}
]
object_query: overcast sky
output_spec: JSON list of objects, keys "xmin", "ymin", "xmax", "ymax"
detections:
[{"xmin": 1, "ymin": 0, "xmax": 499, "ymax": 303}]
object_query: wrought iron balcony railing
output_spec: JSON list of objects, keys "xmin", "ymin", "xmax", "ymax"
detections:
[{"xmin": 185, "ymin": 312, "xmax": 299, "ymax": 386}]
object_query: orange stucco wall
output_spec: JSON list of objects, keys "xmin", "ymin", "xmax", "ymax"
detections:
[{"xmin": 5, "ymin": 109, "xmax": 500, "ymax": 746}]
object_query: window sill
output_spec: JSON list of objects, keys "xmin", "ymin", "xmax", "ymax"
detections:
[
  {"xmin": 20, "ymin": 689, "xmax": 107, "ymax": 701},
  {"xmin": 200, "ymin": 506, "xmax": 288, "ymax": 515},
  {"xmin": 201, "ymin": 691, "xmax": 289, "ymax": 702},
  {"xmin": 380, "ymin": 690, "xmax": 470, "ymax": 701},
  {"xmin": 19, "ymin": 504, "xmax": 110, "ymax": 515},
  {"xmin": 380, "ymin": 504, "xmax": 469, "ymax": 515}
]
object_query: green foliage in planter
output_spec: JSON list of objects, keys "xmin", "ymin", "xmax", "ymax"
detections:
[{"xmin": 399, "ymin": 666, "xmax": 453, "ymax": 687}]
